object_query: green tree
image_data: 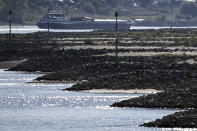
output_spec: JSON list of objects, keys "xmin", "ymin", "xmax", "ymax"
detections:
[
  {"xmin": 0, "ymin": 0, "xmax": 28, "ymax": 23},
  {"xmin": 81, "ymin": 1, "xmax": 95, "ymax": 14},
  {"xmin": 180, "ymin": 3, "xmax": 197, "ymax": 17},
  {"xmin": 156, "ymin": 15, "xmax": 167, "ymax": 22},
  {"xmin": 78, "ymin": 0, "xmax": 111, "ymax": 15},
  {"xmin": 0, "ymin": 0, "xmax": 50, "ymax": 23},
  {"xmin": 135, "ymin": 0, "xmax": 152, "ymax": 7}
]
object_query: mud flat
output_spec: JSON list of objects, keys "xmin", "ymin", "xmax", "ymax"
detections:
[
  {"xmin": 111, "ymin": 87, "xmax": 197, "ymax": 128},
  {"xmin": 62, "ymin": 55, "xmax": 197, "ymax": 91},
  {"xmin": 82, "ymin": 89, "xmax": 161, "ymax": 94},
  {"xmin": 111, "ymin": 88, "xmax": 197, "ymax": 108},
  {"xmin": 0, "ymin": 59, "xmax": 27, "ymax": 69},
  {"xmin": 1, "ymin": 30, "xmax": 197, "ymax": 128},
  {"xmin": 141, "ymin": 109, "xmax": 197, "ymax": 128}
]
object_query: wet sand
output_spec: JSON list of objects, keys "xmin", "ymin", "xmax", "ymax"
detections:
[
  {"xmin": 0, "ymin": 59, "xmax": 27, "ymax": 69},
  {"xmin": 82, "ymin": 89, "xmax": 161, "ymax": 94},
  {"xmin": 1, "ymin": 30, "xmax": 197, "ymax": 128}
]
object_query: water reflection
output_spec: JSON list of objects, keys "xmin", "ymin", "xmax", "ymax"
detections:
[
  {"xmin": 0, "ymin": 69, "xmax": 193, "ymax": 131},
  {"xmin": 1, "ymin": 25, "xmax": 197, "ymax": 34},
  {"xmin": 0, "ymin": 25, "xmax": 93, "ymax": 34}
]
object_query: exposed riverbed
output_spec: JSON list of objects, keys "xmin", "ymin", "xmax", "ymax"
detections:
[{"xmin": 1, "ymin": 27, "xmax": 197, "ymax": 130}]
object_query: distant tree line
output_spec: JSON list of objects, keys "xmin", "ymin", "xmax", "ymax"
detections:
[
  {"xmin": 77, "ymin": 0, "xmax": 113, "ymax": 15},
  {"xmin": 180, "ymin": 2, "xmax": 197, "ymax": 18},
  {"xmin": 0, "ymin": 0, "xmax": 197, "ymax": 24},
  {"xmin": 0, "ymin": 0, "xmax": 27, "ymax": 23},
  {"xmin": 0, "ymin": 0, "xmax": 49, "ymax": 23}
]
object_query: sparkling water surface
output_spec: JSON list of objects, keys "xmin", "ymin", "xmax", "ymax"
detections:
[
  {"xmin": 0, "ymin": 69, "xmax": 194, "ymax": 131},
  {"xmin": 0, "ymin": 25, "xmax": 196, "ymax": 130},
  {"xmin": 1, "ymin": 25, "xmax": 197, "ymax": 34},
  {"xmin": 0, "ymin": 25, "xmax": 93, "ymax": 34}
]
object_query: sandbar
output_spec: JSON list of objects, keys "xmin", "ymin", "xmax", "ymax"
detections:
[{"xmin": 82, "ymin": 89, "xmax": 161, "ymax": 94}]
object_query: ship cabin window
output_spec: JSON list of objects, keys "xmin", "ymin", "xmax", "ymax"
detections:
[{"xmin": 49, "ymin": 14, "xmax": 65, "ymax": 18}]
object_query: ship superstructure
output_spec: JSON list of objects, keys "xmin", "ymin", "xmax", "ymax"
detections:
[{"xmin": 37, "ymin": 12, "xmax": 133, "ymax": 30}]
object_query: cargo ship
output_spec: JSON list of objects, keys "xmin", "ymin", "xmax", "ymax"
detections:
[{"xmin": 37, "ymin": 12, "xmax": 133, "ymax": 30}]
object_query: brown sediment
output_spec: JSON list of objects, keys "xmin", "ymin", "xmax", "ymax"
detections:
[
  {"xmin": 111, "ymin": 88, "xmax": 197, "ymax": 109},
  {"xmin": 82, "ymin": 89, "xmax": 161, "ymax": 94},
  {"xmin": 0, "ymin": 59, "xmax": 27, "ymax": 69},
  {"xmin": 141, "ymin": 109, "xmax": 197, "ymax": 128},
  {"xmin": 1, "ymin": 30, "xmax": 197, "ymax": 128}
]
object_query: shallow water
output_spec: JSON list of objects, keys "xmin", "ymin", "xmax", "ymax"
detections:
[
  {"xmin": 0, "ymin": 69, "xmax": 194, "ymax": 131},
  {"xmin": 1, "ymin": 25, "xmax": 197, "ymax": 34},
  {"xmin": 0, "ymin": 25, "xmax": 93, "ymax": 34}
]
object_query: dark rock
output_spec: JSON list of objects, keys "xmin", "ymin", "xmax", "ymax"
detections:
[
  {"xmin": 111, "ymin": 88, "xmax": 197, "ymax": 109},
  {"xmin": 141, "ymin": 109, "xmax": 197, "ymax": 128}
]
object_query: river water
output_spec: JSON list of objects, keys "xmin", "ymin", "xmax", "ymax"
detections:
[
  {"xmin": 0, "ymin": 25, "xmax": 93, "ymax": 34},
  {"xmin": 1, "ymin": 25, "xmax": 197, "ymax": 34},
  {"xmin": 0, "ymin": 26, "xmax": 195, "ymax": 131},
  {"xmin": 0, "ymin": 69, "xmax": 193, "ymax": 131}
]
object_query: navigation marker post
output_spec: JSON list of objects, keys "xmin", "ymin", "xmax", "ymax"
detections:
[
  {"xmin": 9, "ymin": 10, "xmax": 12, "ymax": 46},
  {"xmin": 170, "ymin": 0, "xmax": 173, "ymax": 30},
  {"xmin": 115, "ymin": 11, "xmax": 118, "ymax": 64},
  {"xmin": 48, "ymin": 9, "xmax": 50, "ymax": 33}
]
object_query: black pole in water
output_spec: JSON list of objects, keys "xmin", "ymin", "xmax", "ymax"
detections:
[
  {"xmin": 48, "ymin": 9, "xmax": 50, "ymax": 33},
  {"xmin": 170, "ymin": 0, "xmax": 173, "ymax": 30},
  {"xmin": 9, "ymin": 10, "xmax": 12, "ymax": 45},
  {"xmin": 115, "ymin": 11, "xmax": 118, "ymax": 64}
]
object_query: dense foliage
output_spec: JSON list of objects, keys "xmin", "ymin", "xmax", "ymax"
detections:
[
  {"xmin": 0, "ymin": 0, "xmax": 27, "ymax": 23},
  {"xmin": 0, "ymin": 0, "xmax": 52, "ymax": 23},
  {"xmin": 180, "ymin": 2, "xmax": 197, "ymax": 17},
  {"xmin": 0, "ymin": 0, "xmax": 197, "ymax": 24}
]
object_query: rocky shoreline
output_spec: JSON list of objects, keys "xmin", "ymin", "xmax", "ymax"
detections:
[
  {"xmin": 111, "ymin": 87, "xmax": 197, "ymax": 109},
  {"xmin": 111, "ymin": 87, "xmax": 197, "ymax": 128},
  {"xmin": 141, "ymin": 109, "xmax": 197, "ymax": 128},
  {"xmin": 1, "ymin": 30, "xmax": 197, "ymax": 128}
]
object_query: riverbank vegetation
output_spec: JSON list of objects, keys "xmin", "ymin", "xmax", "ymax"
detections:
[{"xmin": 1, "ymin": 0, "xmax": 197, "ymax": 25}]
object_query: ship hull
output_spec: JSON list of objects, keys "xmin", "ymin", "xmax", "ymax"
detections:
[{"xmin": 37, "ymin": 21, "xmax": 132, "ymax": 30}]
